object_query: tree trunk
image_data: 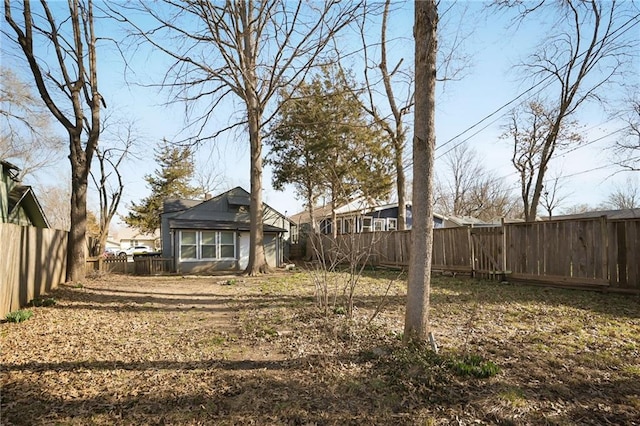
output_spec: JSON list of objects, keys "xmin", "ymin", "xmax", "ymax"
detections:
[
  {"xmin": 245, "ymin": 108, "xmax": 268, "ymax": 275},
  {"xmin": 67, "ymin": 138, "xmax": 89, "ymax": 281},
  {"xmin": 395, "ymin": 135, "xmax": 407, "ymax": 231},
  {"xmin": 404, "ymin": 0, "xmax": 437, "ymax": 343}
]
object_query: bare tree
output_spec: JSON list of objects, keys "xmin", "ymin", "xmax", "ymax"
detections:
[
  {"xmin": 603, "ymin": 176, "xmax": 640, "ymax": 209},
  {"xmin": 437, "ymin": 143, "xmax": 484, "ymax": 216},
  {"xmin": 436, "ymin": 143, "xmax": 519, "ymax": 220},
  {"xmin": 355, "ymin": 0, "xmax": 413, "ymax": 230},
  {"xmin": 109, "ymin": 1, "xmax": 362, "ymax": 275},
  {"xmin": 613, "ymin": 95, "xmax": 640, "ymax": 171},
  {"xmin": 404, "ymin": 0, "xmax": 437, "ymax": 343},
  {"xmin": 505, "ymin": 101, "xmax": 583, "ymax": 221},
  {"xmin": 193, "ymin": 166, "xmax": 225, "ymax": 200},
  {"xmin": 37, "ymin": 181, "xmax": 71, "ymax": 231},
  {"xmin": 500, "ymin": 0, "xmax": 638, "ymax": 221},
  {"xmin": 353, "ymin": 1, "xmax": 472, "ymax": 231},
  {"xmin": 5, "ymin": 0, "xmax": 103, "ymax": 281},
  {"xmin": 90, "ymin": 113, "xmax": 138, "ymax": 256},
  {"xmin": 561, "ymin": 203, "xmax": 593, "ymax": 215},
  {"xmin": 539, "ymin": 173, "xmax": 569, "ymax": 218},
  {"xmin": 0, "ymin": 67, "xmax": 64, "ymax": 179}
]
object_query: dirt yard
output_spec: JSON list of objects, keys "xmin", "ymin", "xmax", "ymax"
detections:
[{"xmin": 1, "ymin": 270, "xmax": 639, "ymax": 425}]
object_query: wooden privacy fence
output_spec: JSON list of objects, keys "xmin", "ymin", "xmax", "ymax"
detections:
[
  {"xmin": 86, "ymin": 256, "xmax": 174, "ymax": 276},
  {"xmin": 0, "ymin": 223, "xmax": 67, "ymax": 317},
  {"xmin": 314, "ymin": 216, "xmax": 640, "ymax": 293}
]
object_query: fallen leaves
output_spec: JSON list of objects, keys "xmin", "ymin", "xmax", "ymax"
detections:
[{"xmin": 1, "ymin": 272, "xmax": 639, "ymax": 425}]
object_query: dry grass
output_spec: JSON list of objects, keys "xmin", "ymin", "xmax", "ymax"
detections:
[{"xmin": 1, "ymin": 269, "xmax": 639, "ymax": 425}]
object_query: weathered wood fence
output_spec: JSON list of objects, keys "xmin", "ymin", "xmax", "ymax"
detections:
[
  {"xmin": 0, "ymin": 223, "xmax": 67, "ymax": 317},
  {"xmin": 85, "ymin": 256, "xmax": 174, "ymax": 275},
  {"xmin": 313, "ymin": 217, "xmax": 640, "ymax": 293}
]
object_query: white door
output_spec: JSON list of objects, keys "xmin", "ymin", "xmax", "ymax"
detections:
[{"xmin": 239, "ymin": 233, "xmax": 250, "ymax": 270}]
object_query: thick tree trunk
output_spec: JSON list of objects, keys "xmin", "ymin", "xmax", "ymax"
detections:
[
  {"xmin": 245, "ymin": 109, "xmax": 268, "ymax": 275},
  {"xmin": 404, "ymin": 0, "xmax": 437, "ymax": 343},
  {"xmin": 67, "ymin": 140, "xmax": 89, "ymax": 282}
]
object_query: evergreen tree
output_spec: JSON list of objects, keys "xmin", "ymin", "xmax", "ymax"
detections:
[
  {"xmin": 267, "ymin": 66, "xmax": 393, "ymax": 234},
  {"xmin": 124, "ymin": 139, "xmax": 199, "ymax": 234}
]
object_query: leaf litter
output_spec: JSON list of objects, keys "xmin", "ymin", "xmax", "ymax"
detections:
[{"xmin": 1, "ymin": 271, "xmax": 639, "ymax": 425}]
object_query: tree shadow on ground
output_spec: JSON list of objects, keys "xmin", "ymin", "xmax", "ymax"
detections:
[
  {"xmin": 358, "ymin": 268, "xmax": 640, "ymax": 319},
  {"xmin": 3, "ymin": 351, "xmax": 638, "ymax": 426}
]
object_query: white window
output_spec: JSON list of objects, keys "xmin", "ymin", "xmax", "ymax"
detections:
[
  {"xmin": 373, "ymin": 218, "xmax": 385, "ymax": 232},
  {"xmin": 179, "ymin": 231, "xmax": 236, "ymax": 260},
  {"xmin": 336, "ymin": 219, "xmax": 343, "ymax": 235},
  {"xmin": 343, "ymin": 217, "xmax": 352, "ymax": 234},
  {"xmin": 362, "ymin": 217, "xmax": 373, "ymax": 232},
  {"xmin": 388, "ymin": 218, "xmax": 397, "ymax": 231}
]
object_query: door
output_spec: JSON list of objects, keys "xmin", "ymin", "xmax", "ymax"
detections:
[{"xmin": 239, "ymin": 232, "xmax": 250, "ymax": 270}]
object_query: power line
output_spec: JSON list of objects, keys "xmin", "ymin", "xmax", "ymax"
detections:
[{"xmin": 430, "ymin": 11, "xmax": 640, "ymax": 157}]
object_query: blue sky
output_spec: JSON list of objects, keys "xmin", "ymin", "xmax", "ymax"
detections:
[{"xmin": 3, "ymin": 1, "xmax": 639, "ymax": 228}]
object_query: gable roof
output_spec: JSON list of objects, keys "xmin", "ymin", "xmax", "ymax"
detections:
[
  {"xmin": 7, "ymin": 185, "xmax": 50, "ymax": 228},
  {"xmin": 1, "ymin": 160, "xmax": 21, "ymax": 182},
  {"xmin": 164, "ymin": 186, "xmax": 290, "ymax": 226},
  {"xmin": 289, "ymin": 204, "xmax": 333, "ymax": 225}
]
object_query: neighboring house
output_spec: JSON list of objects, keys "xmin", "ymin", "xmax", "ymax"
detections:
[
  {"xmin": 0, "ymin": 160, "xmax": 50, "ymax": 228},
  {"xmin": 289, "ymin": 199, "xmax": 488, "ymax": 236},
  {"xmin": 541, "ymin": 208, "xmax": 640, "ymax": 221},
  {"xmin": 160, "ymin": 187, "xmax": 291, "ymax": 273},
  {"xmin": 114, "ymin": 226, "xmax": 160, "ymax": 251}
]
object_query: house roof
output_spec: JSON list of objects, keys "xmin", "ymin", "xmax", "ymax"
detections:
[
  {"xmin": 289, "ymin": 204, "xmax": 334, "ymax": 225},
  {"xmin": 446, "ymin": 215, "xmax": 491, "ymax": 227},
  {"xmin": 8, "ymin": 185, "xmax": 50, "ymax": 228},
  {"xmin": 1, "ymin": 160, "xmax": 21, "ymax": 181},
  {"xmin": 168, "ymin": 218, "xmax": 286, "ymax": 233},
  {"xmin": 543, "ymin": 208, "xmax": 640, "ymax": 221},
  {"xmin": 162, "ymin": 198, "xmax": 202, "ymax": 214},
  {"xmin": 115, "ymin": 226, "xmax": 160, "ymax": 241},
  {"xmin": 164, "ymin": 186, "xmax": 291, "ymax": 223}
]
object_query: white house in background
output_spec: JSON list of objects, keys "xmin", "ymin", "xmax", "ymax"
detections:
[{"xmin": 113, "ymin": 227, "xmax": 160, "ymax": 251}]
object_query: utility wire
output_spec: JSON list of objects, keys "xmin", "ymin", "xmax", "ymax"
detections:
[{"xmin": 429, "ymin": 12, "xmax": 640, "ymax": 158}]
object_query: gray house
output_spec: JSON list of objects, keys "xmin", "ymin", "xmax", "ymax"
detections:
[{"xmin": 160, "ymin": 187, "xmax": 291, "ymax": 274}]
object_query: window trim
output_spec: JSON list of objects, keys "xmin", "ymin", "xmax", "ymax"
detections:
[
  {"xmin": 373, "ymin": 218, "xmax": 385, "ymax": 232},
  {"xmin": 388, "ymin": 218, "xmax": 398, "ymax": 231},
  {"xmin": 362, "ymin": 216, "xmax": 373, "ymax": 233},
  {"xmin": 179, "ymin": 230, "xmax": 236, "ymax": 261}
]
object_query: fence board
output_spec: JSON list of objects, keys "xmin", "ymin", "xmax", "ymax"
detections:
[
  {"xmin": 608, "ymin": 219, "xmax": 640, "ymax": 290},
  {"xmin": 0, "ymin": 223, "xmax": 67, "ymax": 317},
  {"xmin": 293, "ymin": 217, "xmax": 640, "ymax": 293}
]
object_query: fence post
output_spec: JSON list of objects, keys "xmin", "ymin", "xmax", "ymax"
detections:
[
  {"xmin": 468, "ymin": 225, "xmax": 475, "ymax": 277},
  {"xmin": 600, "ymin": 215, "xmax": 608, "ymax": 284},
  {"xmin": 501, "ymin": 217, "xmax": 507, "ymax": 281}
]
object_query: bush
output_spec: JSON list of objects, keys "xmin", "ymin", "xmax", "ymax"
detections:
[
  {"xmin": 451, "ymin": 354, "xmax": 500, "ymax": 378},
  {"xmin": 5, "ymin": 309, "xmax": 34, "ymax": 323},
  {"xmin": 29, "ymin": 297, "xmax": 56, "ymax": 307}
]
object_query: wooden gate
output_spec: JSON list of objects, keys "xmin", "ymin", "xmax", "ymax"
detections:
[{"xmin": 470, "ymin": 227, "xmax": 506, "ymax": 279}]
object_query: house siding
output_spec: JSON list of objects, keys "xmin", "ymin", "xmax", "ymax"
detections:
[
  {"xmin": 162, "ymin": 187, "xmax": 290, "ymax": 273},
  {"xmin": 173, "ymin": 231, "xmax": 280, "ymax": 273}
]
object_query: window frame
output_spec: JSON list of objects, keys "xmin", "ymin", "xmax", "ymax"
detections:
[
  {"xmin": 373, "ymin": 218, "xmax": 385, "ymax": 232},
  {"xmin": 362, "ymin": 216, "xmax": 373, "ymax": 233},
  {"xmin": 179, "ymin": 230, "xmax": 236, "ymax": 261}
]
